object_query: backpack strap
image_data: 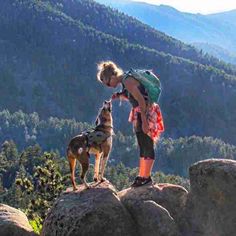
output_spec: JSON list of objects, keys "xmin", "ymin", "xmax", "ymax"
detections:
[
  {"xmin": 122, "ymin": 68, "xmax": 139, "ymax": 82},
  {"xmin": 120, "ymin": 70, "xmax": 133, "ymax": 98}
]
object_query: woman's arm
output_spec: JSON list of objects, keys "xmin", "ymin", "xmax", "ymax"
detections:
[{"xmin": 124, "ymin": 77, "xmax": 149, "ymax": 133}]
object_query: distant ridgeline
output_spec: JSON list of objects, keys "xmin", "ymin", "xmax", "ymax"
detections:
[
  {"xmin": 0, "ymin": 110, "xmax": 236, "ymax": 178},
  {"xmin": 0, "ymin": 0, "xmax": 236, "ymax": 145},
  {"xmin": 96, "ymin": 0, "xmax": 236, "ymax": 65}
]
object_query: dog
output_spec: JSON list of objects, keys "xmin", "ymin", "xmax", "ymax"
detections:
[{"xmin": 67, "ymin": 100, "xmax": 113, "ymax": 190}]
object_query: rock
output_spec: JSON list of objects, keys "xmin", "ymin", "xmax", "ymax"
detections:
[
  {"xmin": 40, "ymin": 158, "xmax": 236, "ymax": 236},
  {"xmin": 183, "ymin": 159, "xmax": 236, "ymax": 236},
  {"xmin": 41, "ymin": 180, "xmax": 137, "ymax": 236},
  {"xmin": 0, "ymin": 204, "xmax": 35, "ymax": 236},
  {"xmin": 125, "ymin": 199, "xmax": 179, "ymax": 236},
  {"xmin": 118, "ymin": 183, "xmax": 188, "ymax": 224},
  {"xmin": 118, "ymin": 183, "xmax": 188, "ymax": 236}
]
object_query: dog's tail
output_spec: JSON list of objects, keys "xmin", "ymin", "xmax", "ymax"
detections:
[
  {"xmin": 66, "ymin": 147, "xmax": 70, "ymax": 157},
  {"xmin": 66, "ymin": 146, "xmax": 74, "ymax": 160}
]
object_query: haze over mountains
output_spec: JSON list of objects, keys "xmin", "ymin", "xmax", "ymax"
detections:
[
  {"xmin": 0, "ymin": 0, "xmax": 236, "ymax": 147},
  {"xmin": 96, "ymin": 0, "xmax": 236, "ymax": 64}
]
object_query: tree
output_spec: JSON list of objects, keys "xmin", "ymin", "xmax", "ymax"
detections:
[{"xmin": 15, "ymin": 152, "xmax": 66, "ymax": 225}]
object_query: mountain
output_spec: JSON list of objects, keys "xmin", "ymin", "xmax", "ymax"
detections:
[
  {"xmin": 50, "ymin": 0, "xmax": 236, "ymax": 75},
  {"xmin": 192, "ymin": 42, "xmax": 236, "ymax": 65},
  {"xmin": 207, "ymin": 9, "xmax": 236, "ymax": 27},
  {"xmin": 96, "ymin": 0, "xmax": 236, "ymax": 64},
  {"xmin": 0, "ymin": 0, "xmax": 236, "ymax": 145}
]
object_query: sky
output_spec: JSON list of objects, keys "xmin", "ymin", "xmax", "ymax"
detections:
[{"xmin": 133, "ymin": 0, "xmax": 236, "ymax": 14}]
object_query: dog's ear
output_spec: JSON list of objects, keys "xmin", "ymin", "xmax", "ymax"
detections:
[
  {"xmin": 104, "ymin": 99, "xmax": 112, "ymax": 104},
  {"xmin": 103, "ymin": 100, "xmax": 112, "ymax": 111}
]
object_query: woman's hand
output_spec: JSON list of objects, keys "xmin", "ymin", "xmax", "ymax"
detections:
[
  {"xmin": 111, "ymin": 92, "xmax": 128, "ymax": 101},
  {"xmin": 111, "ymin": 93, "xmax": 119, "ymax": 100},
  {"xmin": 142, "ymin": 119, "xmax": 149, "ymax": 134}
]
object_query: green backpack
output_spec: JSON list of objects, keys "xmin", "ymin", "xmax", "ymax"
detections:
[{"xmin": 123, "ymin": 69, "xmax": 162, "ymax": 103}]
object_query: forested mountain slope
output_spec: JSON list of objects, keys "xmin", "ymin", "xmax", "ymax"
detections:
[
  {"xmin": 96, "ymin": 0, "xmax": 236, "ymax": 65},
  {"xmin": 0, "ymin": 0, "xmax": 236, "ymax": 145}
]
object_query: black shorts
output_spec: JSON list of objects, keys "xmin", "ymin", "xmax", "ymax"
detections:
[{"xmin": 135, "ymin": 113, "xmax": 155, "ymax": 159}]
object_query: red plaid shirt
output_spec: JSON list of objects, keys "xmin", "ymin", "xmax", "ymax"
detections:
[{"xmin": 128, "ymin": 103, "xmax": 164, "ymax": 143}]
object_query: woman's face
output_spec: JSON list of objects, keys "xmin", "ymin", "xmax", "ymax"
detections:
[{"xmin": 103, "ymin": 75, "xmax": 119, "ymax": 88}]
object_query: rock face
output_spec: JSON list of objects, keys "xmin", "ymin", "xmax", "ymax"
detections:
[
  {"xmin": 42, "ymin": 181, "xmax": 187, "ymax": 236},
  {"xmin": 183, "ymin": 159, "xmax": 236, "ymax": 236},
  {"xmin": 41, "ymin": 158, "xmax": 236, "ymax": 236},
  {"xmin": 41, "ymin": 181, "xmax": 137, "ymax": 236},
  {"xmin": 118, "ymin": 183, "xmax": 188, "ymax": 236},
  {"xmin": 0, "ymin": 204, "xmax": 35, "ymax": 236}
]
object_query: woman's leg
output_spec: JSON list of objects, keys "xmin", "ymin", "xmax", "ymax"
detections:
[
  {"xmin": 131, "ymin": 113, "xmax": 155, "ymax": 187},
  {"xmin": 137, "ymin": 131, "xmax": 155, "ymax": 179}
]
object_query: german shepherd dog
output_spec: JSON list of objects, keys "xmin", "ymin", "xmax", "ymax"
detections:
[{"xmin": 67, "ymin": 100, "xmax": 113, "ymax": 190}]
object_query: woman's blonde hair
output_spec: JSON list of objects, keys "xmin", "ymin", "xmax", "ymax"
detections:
[{"xmin": 97, "ymin": 61, "xmax": 123, "ymax": 83}]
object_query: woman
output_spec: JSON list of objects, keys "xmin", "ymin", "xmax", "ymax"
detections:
[{"xmin": 97, "ymin": 61, "xmax": 164, "ymax": 187}]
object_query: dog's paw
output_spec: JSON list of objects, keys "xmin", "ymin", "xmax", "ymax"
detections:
[
  {"xmin": 73, "ymin": 187, "xmax": 78, "ymax": 191},
  {"xmin": 85, "ymin": 184, "xmax": 91, "ymax": 189},
  {"xmin": 100, "ymin": 177, "xmax": 107, "ymax": 183}
]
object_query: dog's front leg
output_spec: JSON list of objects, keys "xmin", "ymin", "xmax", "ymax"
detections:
[
  {"xmin": 100, "ymin": 157, "xmax": 108, "ymax": 182},
  {"xmin": 100, "ymin": 151, "xmax": 110, "ymax": 182},
  {"xmin": 94, "ymin": 153, "xmax": 102, "ymax": 182}
]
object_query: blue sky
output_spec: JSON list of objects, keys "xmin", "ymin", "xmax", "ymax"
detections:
[{"xmin": 133, "ymin": 0, "xmax": 236, "ymax": 14}]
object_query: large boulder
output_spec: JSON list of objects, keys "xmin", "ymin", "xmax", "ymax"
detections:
[
  {"xmin": 41, "ymin": 181, "xmax": 137, "ymax": 236},
  {"xmin": 0, "ymin": 204, "xmax": 35, "ymax": 236},
  {"xmin": 42, "ymin": 180, "xmax": 188, "ymax": 236},
  {"xmin": 183, "ymin": 159, "xmax": 236, "ymax": 236},
  {"xmin": 42, "ymin": 159, "xmax": 236, "ymax": 236},
  {"xmin": 118, "ymin": 183, "xmax": 188, "ymax": 236}
]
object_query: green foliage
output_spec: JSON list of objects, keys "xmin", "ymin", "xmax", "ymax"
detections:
[
  {"xmin": 157, "ymin": 136, "xmax": 236, "ymax": 177},
  {"xmin": 15, "ymin": 152, "xmax": 66, "ymax": 223},
  {"xmin": 152, "ymin": 171, "xmax": 190, "ymax": 191},
  {"xmin": 0, "ymin": 109, "xmax": 90, "ymax": 152},
  {"xmin": 106, "ymin": 163, "xmax": 138, "ymax": 190},
  {"xmin": 1, "ymin": 111, "xmax": 236, "ymax": 179},
  {"xmin": 29, "ymin": 217, "xmax": 42, "ymax": 235},
  {"xmin": 0, "ymin": 141, "xmax": 19, "ymax": 188}
]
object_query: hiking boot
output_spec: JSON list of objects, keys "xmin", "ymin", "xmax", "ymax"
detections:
[{"xmin": 131, "ymin": 176, "xmax": 152, "ymax": 187}]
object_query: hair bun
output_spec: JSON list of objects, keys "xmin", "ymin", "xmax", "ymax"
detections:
[
  {"xmin": 102, "ymin": 61, "xmax": 115, "ymax": 73},
  {"xmin": 103, "ymin": 62, "xmax": 108, "ymax": 68},
  {"xmin": 103, "ymin": 62, "xmax": 113, "ymax": 69},
  {"xmin": 97, "ymin": 61, "xmax": 123, "ymax": 83}
]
